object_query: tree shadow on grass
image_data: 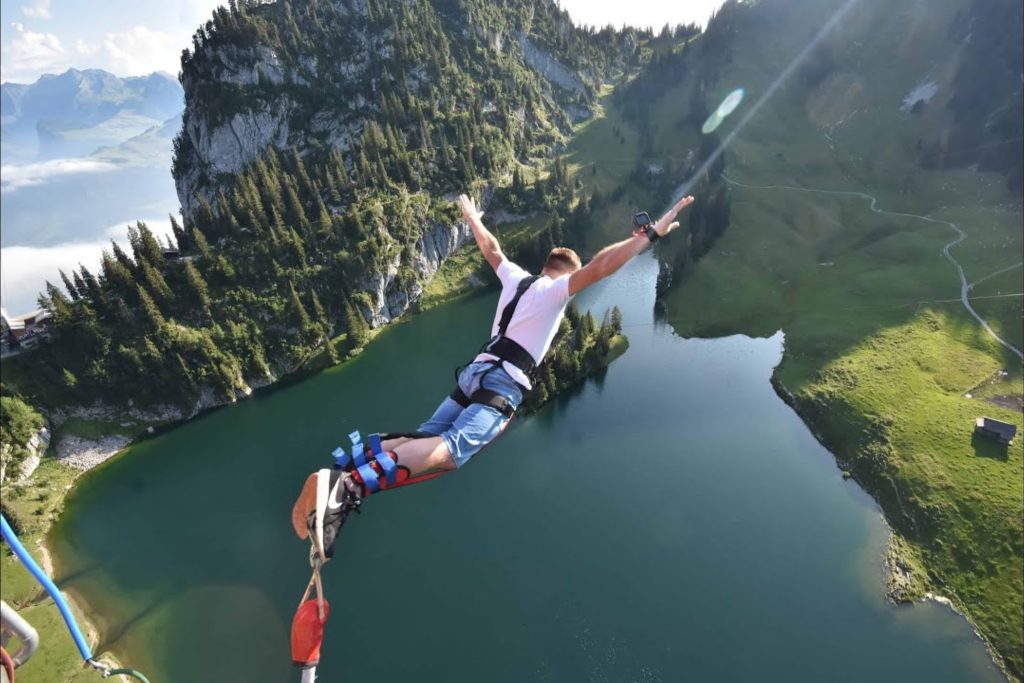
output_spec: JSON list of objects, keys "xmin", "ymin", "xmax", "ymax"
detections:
[{"xmin": 971, "ymin": 431, "xmax": 1010, "ymax": 461}]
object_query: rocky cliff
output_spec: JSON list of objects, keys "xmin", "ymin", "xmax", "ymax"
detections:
[
  {"xmin": 173, "ymin": 0, "xmax": 626, "ymax": 217},
  {"xmin": 168, "ymin": 0, "xmax": 638, "ymax": 330}
]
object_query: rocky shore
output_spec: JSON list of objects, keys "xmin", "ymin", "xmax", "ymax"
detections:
[{"xmin": 54, "ymin": 434, "xmax": 133, "ymax": 471}]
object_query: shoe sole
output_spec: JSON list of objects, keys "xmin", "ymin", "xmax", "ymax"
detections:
[
  {"xmin": 291, "ymin": 473, "xmax": 319, "ymax": 541},
  {"xmin": 292, "ymin": 470, "xmax": 332, "ymax": 563}
]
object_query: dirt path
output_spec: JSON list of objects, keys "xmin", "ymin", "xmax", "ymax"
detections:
[{"xmin": 720, "ymin": 173, "xmax": 1024, "ymax": 360}]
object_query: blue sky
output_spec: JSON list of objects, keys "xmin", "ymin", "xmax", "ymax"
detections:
[
  {"xmin": 1, "ymin": 0, "xmax": 725, "ymax": 83},
  {"xmin": 0, "ymin": 0, "xmax": 224, "ymax": 81}
]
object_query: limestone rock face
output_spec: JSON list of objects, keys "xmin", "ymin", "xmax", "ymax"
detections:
[
  {"xmin": 517, "ymin": 33, "xmax": 585, "ymax": 94},
  {"xmin": 357, "ymin": 219, "xmax": 471, "ymax": 326}
]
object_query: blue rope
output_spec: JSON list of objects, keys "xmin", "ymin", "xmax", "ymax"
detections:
[{"xmin": 0, "ymin": 514, "xmax": 92, "ymax": 662}]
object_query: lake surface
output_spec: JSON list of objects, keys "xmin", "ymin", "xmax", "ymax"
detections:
[{"xmin": 50, "ymin": 254, "xmax": 1004, "ymax": 682}]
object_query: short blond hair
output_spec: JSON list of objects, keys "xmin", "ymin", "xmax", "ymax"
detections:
[{"xmin": 544, "ymin": 247, "xmax": 582, "ymax": 274}]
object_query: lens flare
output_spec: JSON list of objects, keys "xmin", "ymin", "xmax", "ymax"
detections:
[{"xmin": 701, "ymin": 88, "xmax": 745, "ymax": 134}]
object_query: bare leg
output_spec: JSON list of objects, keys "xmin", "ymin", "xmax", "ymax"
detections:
[
  {"xmin": 381, "ymin": 436, "xmax": 413, "ymax": 451},
  {"xmin": 392, "ymin": 436, "xmax": 455, "ymax": 477}
]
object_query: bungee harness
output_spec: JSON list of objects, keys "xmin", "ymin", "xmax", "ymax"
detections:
[{"xmin": 449, "ymin": 274, "xmax": 541, "ymax": 417}]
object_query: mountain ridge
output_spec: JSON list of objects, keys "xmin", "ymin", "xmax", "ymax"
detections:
[{"xmin": 1, "ymin": 68, "xmax": 184, "ymax": 162}]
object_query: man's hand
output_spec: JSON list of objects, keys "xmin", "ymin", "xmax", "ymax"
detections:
[
  {"xmin": 458, "ymin": 194, "xmax": 484, "ymax": 226},
  {"xmin": 569, "ymin": 194, "xmax": 696, "ymax": 296},
  {"xmin": 458, "ymin": 193, "xmax": 504, "ymax": 271},
  {"xmin": 654, "ymin": 195, "xmax": 695, "ymax": 237}
]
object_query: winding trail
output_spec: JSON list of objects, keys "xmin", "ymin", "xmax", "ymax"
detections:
[
  {"xmin": 969, "ymin": 262, "xmax": 1024, "ymax": 292},
  {"xmin": 720, "ymin": 173, "xmax": 1024, "ymax": 360}
]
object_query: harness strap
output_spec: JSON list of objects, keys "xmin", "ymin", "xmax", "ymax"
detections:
[
  {"xmin": 356, "ymin": 463, "xmax": 381, "ymax": 493},
  {"xmin": 349, "ymin": 431, "xmax": 367, "ymax": 467},
  {"xmin": 497, "ymin": 275, "xmax": 541, "ymax": 336},
  {"xmin": 368, "ymin": 433, "xmax": 397, "ymax": 485},
  {"xmin": 481, "ymin": 336, "xmax": 535, "ymax": 375},
  {"xmin": 482, "ymin": 274, "xmax": 542, "ymax": 376},
  {"xmin": 449, "ymin": 384, "xmax": 516, "ymax": 419}
]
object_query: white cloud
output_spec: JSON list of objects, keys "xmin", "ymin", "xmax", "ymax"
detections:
[
  {"xmin": 1, "ymin": 158, "xmax": 118, "ymax": 193},
  {"xmin": 21, "ymin": 0, "xmax": 52, "ymax": 20},
  {"xmin": 0, "ymin": 217, "xmax": 175, "ymax": 314},
  {"xmin": 1, "ymin": 239, "xmax": 110, "ymax": 313},
  {"xmin": 1, "ymin": 22, "xmax": 67, "ymax": 82},
  {"xmin": 2, "ymin": 22, "xmax": 186, "ymax": 82},
  {"xmin": 89, "ymin": 26, "xmax": 185, "ymax": 76}
]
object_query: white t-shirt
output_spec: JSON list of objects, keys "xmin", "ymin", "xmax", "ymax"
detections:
[{"xmin": 474, "ymin": 259, "xmax": 573, "ymax": 389}]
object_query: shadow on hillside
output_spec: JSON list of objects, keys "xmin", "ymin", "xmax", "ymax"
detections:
[{"xmin": 971, "ymin": 432, "xmax": 1010, "ymax": 461}]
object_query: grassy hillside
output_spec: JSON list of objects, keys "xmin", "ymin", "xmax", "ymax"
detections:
[{"xmin": 651, "ymin": 0, "xmax": 1023, "ymax": 677}]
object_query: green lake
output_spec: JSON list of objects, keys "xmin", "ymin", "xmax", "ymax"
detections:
[{"xmin": 50, "ymin": 255, "xmax": 1004, "ymax": 681}]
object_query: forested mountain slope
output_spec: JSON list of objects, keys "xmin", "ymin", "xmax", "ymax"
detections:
[
  {"xmin": 2, "ymin": 0, "xmax": 645, "ymax": 424},
  {"xmin": 172, "ymin": 0, "xmax": 637, "ymax": 217}
]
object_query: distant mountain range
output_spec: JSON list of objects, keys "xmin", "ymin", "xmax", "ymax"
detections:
[{"xmin": 1, "ymin": 68, "xmax": 184, "ymax": 162}]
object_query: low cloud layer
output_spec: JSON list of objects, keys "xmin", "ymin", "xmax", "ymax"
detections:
[
  {"xmin": 0, "ymin": 158, "xmax": 118, "ymax": 193},
  {"xmin": 1, "ymin": 217, "xmax": 174, "ymax": 314}
]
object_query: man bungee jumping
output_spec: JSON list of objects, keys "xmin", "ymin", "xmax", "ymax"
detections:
[{"xmin": 292, "ymin": 192, "xmax": 695, "ymax": 563}]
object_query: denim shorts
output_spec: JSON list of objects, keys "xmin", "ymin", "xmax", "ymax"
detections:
[{"xmin": 417, "ymin": 361, "xmax": 523, "ymax": 468}]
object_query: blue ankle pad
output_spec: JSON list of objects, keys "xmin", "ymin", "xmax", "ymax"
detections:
[
  {"xmin": 349, "ymin": 431, "xmax": 366, "ymax": 467},
  {"xmin": 332, "ymin": 447, "xmax": 350, "ymax": 469},
  {"xmin": 369, "ymin": 433, "xmax": 396, "ymax": 485},
  {"xmin": 356, "ymin": 463, "xmax": 380, "ymax": 493}
]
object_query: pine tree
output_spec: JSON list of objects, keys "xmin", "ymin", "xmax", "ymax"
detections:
[
  {"xmin": 339, "ymin": 294, "xmax": 369, "ymax": 350},
  {"xmin": 60, "ymin": 269, "xmax": 80, "ymax": 301},
  {"xmin": 287, "ymin": 227, "xmax": 308, "ymax": 266},
  {"xmin": 581, "ymin": 311, "xmax": 597, "ymax": 337},
  {"xmin": 111, "ymin": 240, "xmax": 136, "ymax": 274},
  {"xmin": 310, "ymin": 289, "xmax": 328, "ymax": 327},
  {"xmin": 291, "ymin": 148, "xmax": 317, "ymax": 198},
  {"xmin": 140, "ymin": 260, "xmax": 174, "ymax": 302},
  {"xmin": 101, "ymin": 250, "xmax": 136, "ymax": 298},
  {"xmin": 183, "ymin": 260, "xmax": 212, "ymax": 315},
  {"xmin": 171, "ymin": 214, "xmax": 189, "ymax": 250},
  {"xmin": 136, "ymin": 285, "xmax": 165, "ymax": 330},
  {"xmin": 79, "ymin": 265, "xmax": 103, "ymax": 300},
  {"xmin": 611, "ymin": 305, "xmax": 623, "ymax": 333},
  {"xmin": 134, "ymin": 220, "xmax": 165, "ymax": 265},
  {"xmin": 192, "ymin": 227, "xmax": 212, "ymax": 257},
  {"xmin": 283, "ymin": 176, "xmax": 311, "ymax": 235},
  {"xmin": 42, "ymin": 281, "xmax": 74, "ymax": 323},
  {"xmin": 195, "ymin": 198, "xmax": 217, "ymax": 238},
  {"xmin": 288, "ymin": 281, "xmax": 312, "ymax": 330},
  {"xmin": 72, "ymin": 270, "xmax": 89, "ymax": 300}
]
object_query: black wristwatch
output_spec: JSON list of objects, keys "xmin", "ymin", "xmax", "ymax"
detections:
[{"xmin": 633, "ymin": 211, "xmax": 659, "ymax": 242}]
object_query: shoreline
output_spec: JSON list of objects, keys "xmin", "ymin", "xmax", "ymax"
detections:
[
  {"xmin": 770, "ymin": 373, "xmax": 1018, "ymax": 683},
  {"xmin": 30, "ymin": 537, "xmax": 132, "ymax": 681}
]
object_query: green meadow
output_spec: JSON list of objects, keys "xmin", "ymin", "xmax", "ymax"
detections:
[{"xmin": 650, "ymin": 0, "xmax": 1023, "ymax": 676}]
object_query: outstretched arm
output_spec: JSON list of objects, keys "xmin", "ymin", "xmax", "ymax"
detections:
[
  {"xmin": 568, "ymin": 195, "xmax": 694, "ymax": 296},
  {"xmin": 458, "ymin": 194, "xmax": 505, "ymax": 272}
]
